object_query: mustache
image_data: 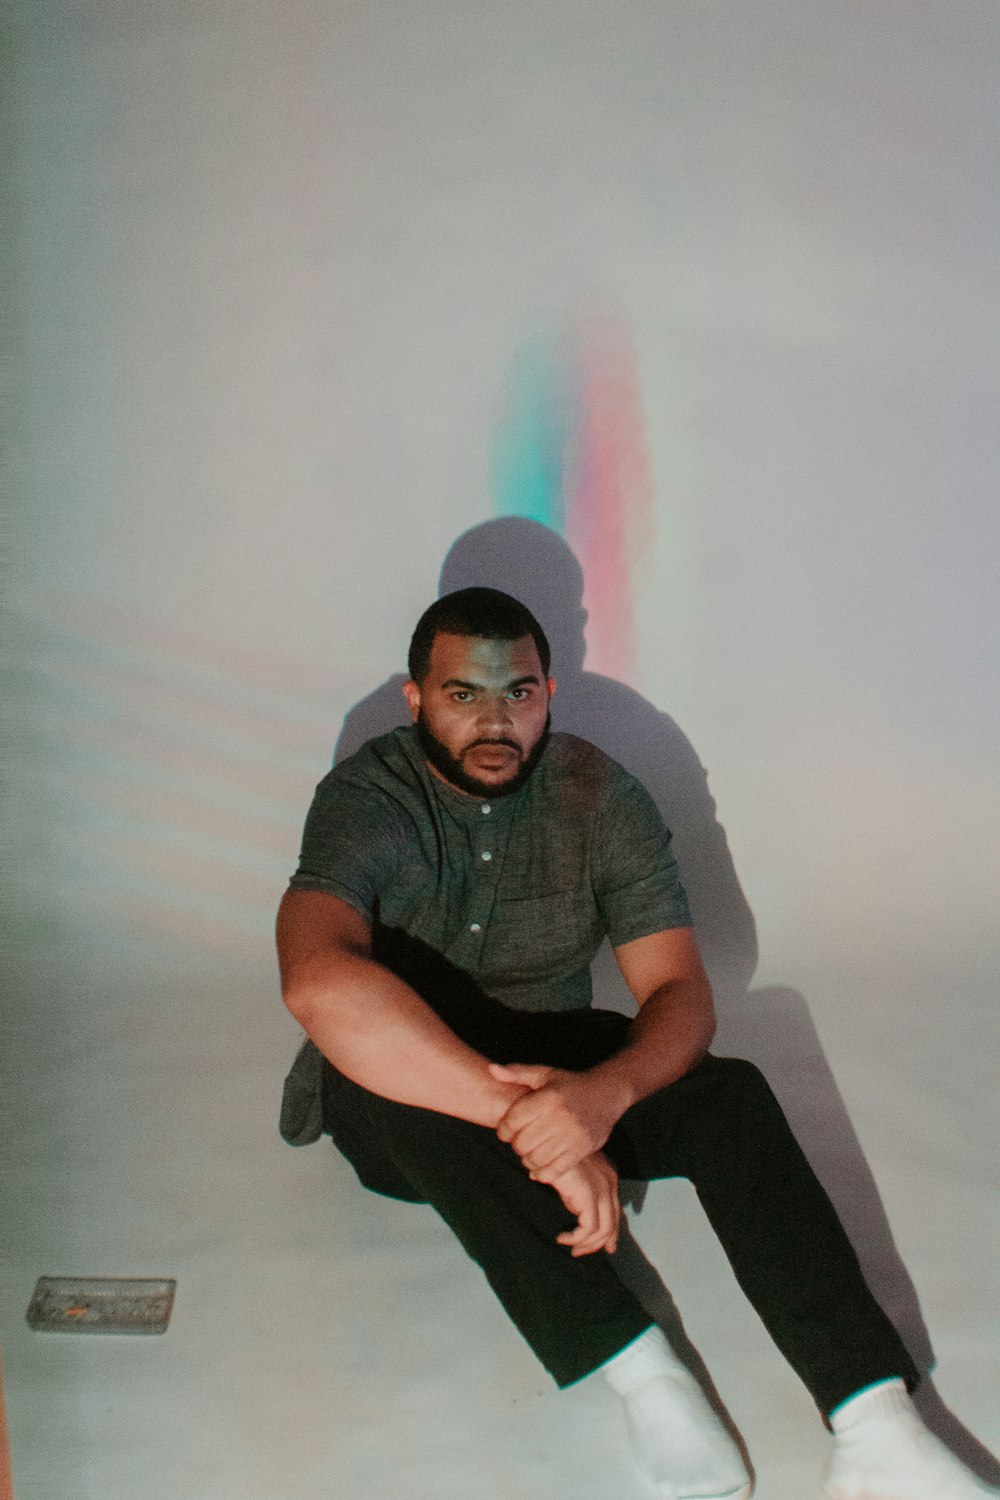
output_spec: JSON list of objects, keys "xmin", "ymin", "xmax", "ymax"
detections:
[{"xmin": 465, "ymin": 738, "xmax": 521, "ymax": 753}]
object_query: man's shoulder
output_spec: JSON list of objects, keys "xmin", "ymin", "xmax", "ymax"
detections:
[
  {"xmin": 291, "ymin": 728, "xmax": 425, "ymax": 907},
  {"xmin": 544, "ymin": 730, "xmax": 630, "ymax": 776},
  {"xmin": 315, "ymin": 726, "xmax": 426, "ymax": 806},
  {"xmin": 540, "ymin": 732, "xmax": 638, "ymax": 799},
  {"xmin": 334, "ymin": 724, "xmax": 419, "ymax": 772}
]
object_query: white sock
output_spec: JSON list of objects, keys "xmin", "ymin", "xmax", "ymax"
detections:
[
  {"xmin": 825, "ymin": 1378, "xmax": 998, "ymax": 1499},
  {"xmin": 598, "ymin": 1326, "xmax": 752, "ymax": 1500}
]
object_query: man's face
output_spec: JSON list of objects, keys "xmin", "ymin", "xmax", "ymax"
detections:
[{"xmin": 403, "ymin": 632, "xmax": 556, "ymax": 799}]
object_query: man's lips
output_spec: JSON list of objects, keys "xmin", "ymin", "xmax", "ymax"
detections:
[{"xmin": 465, "ymin": 742, "xmax": 520, "ymax": 765}]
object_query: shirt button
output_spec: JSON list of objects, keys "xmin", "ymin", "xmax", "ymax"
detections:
[
  {"xmin": 481, "ymin": 804, "xmax": 491, "ymax": 815},
  {"xmin": 481, "ymin": 850, "xmax": 492, "ymax": 861},
  {"xmin": 470, "ymin": 922, "xmax": 482, "ymax": 933}
]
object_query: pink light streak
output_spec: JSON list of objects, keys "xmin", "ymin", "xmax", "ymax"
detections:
[{"xmin": 565, "ymin": 320, "xmax": 656, "ymax": 684}]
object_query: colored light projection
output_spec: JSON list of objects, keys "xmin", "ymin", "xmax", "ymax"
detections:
[{"xmin": 490, "ymin": 321, "xmax": 655, "ymax": 683}]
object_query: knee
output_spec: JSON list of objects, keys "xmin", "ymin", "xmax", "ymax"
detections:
[
  {"xmin": 712, "ymin": 1055, "xmax": 767, "ymax": 1086},
  {"xmin": 706, "ymin": 1055, "xmax": 781, "ymax": 1117}
]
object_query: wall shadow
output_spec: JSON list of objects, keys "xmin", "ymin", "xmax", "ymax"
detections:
[{"xmin": 331, "ymin": 517, "xmax": 997, "ymax": 1480}]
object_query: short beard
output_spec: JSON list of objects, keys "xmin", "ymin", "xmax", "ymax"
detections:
[{"xmin": 415, "ymin": 710, "xmax": 551, "ymax": 799}]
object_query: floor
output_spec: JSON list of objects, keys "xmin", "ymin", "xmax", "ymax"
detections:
[{"xmin": 3, "ymin": 938, "xmax": 997, "ymax": 1500}]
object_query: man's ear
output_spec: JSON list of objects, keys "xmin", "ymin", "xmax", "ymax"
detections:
[
  {"xmin": 402, "ymin": 678, "xmax": 421, "ymax": 723},
  {"xmin": 546, "ymin": 677, "xmax": 557, "ymax": 701}
]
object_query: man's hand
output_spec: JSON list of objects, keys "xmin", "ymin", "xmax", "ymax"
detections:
[
  {"xmin": 490, "ymin": 1063, "xmax": 632, "ymax": 1183},
  {"xmin": 549, "ymin": 1151, "xmax": 621, "ymax": 1257}
]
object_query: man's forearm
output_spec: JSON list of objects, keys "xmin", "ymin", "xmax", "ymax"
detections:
[
  {"xmin": 492, "ymin": 971, "xmax": 716, "ymax": 1182},
  {"xmin": 584, "ymin": 976, "xmax": 717, "ymax": 1117},
  {"xmin": 284, "ymin": 947, "xmax": 529, "ymax": 1128}
]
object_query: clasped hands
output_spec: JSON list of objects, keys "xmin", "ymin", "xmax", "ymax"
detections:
[{"xmin": 490, "ymin": 1062, "xmax": 631, "ymax": 1259}]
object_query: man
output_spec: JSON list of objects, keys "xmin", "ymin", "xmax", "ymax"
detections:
[{"xmin": 277, "ymin": 587, "xmax": 994, "ymax": 1500}]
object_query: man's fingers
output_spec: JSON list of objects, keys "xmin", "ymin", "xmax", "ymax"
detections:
[
  {"xmin": 528, "ymin": 1147, "xmax": 585, "ymax": 1184},
  {"xmin": 550, "ymin": 1151, "xmax": 621, "ymax": 1256},
  {"xmin": 555, "ymin": 1192, "xmax": 618, "ymax": 1257},
  {"xmin": 593, "ymin": 1168, "xmax": 620, "ymax": 1254},
  {"xmin": 505, "ymin": 1109, "xmax": 591, "ymax": 1168},
  {"xmin": 513, "ymin": 1121, "xmax": 572, "ymax": 1168},
  {"xmin": 496, "ymin": 1093, "xmax": 553, "ymax": 1144},
  {"xmin": 601, "ymin": 1187, "xmax": 620, "ymax": 1254},
  {"xmin": 559, "ymin": 1224, "xmax": 607, "ymax": 1255},
  {"xmin": 558, "ymin": 1220, "xmax": 615, "ymax": 1256},
  {"xmin": 590, "ymin": 1180, "xmax": 615, "ymax": 1254},
  {"xmin": 499, "ymin": 1093, "xmax": 559, "ymax": 1138},
  {"xmin": 507, "ymin": 1118, "xmax": 551, "ymax": 1156},
  {"xmin": 558, "ymin": 1198, "xmax": 597, "ymax": 1251},
  {"xmin": 489, "ymin": 1062, "xmax": 552, "ymax": 1088}
]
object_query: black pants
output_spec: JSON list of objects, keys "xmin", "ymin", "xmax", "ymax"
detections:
[{"xmin": 321, "ymin": 998, "xmax": 918, "ymax": 1414}]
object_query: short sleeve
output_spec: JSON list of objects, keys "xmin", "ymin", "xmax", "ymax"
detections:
[
  {"xmin": 594, "ymin": 772, "xmax": 691, "ymax": 946},
  {"xmin": 287, "ymin": 769, "xmax": 400, "ymax": 922}
]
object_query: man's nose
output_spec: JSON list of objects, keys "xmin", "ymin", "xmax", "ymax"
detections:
[{"xmin": 479, "ymin": 695, "xmax": 513, "ymax": 732}]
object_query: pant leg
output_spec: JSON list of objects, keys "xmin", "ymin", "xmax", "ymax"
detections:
[
  {"xmin": 325, "ymin": 1064, "xmax": 652, "ymax": 1386},
  {"xmin": 322, "ymin": 993, "xmax": 917, "ymax": 1407},
  {"xmin": 606, "ymin": 1054, "xmax": 920, "ymax": 1414}
]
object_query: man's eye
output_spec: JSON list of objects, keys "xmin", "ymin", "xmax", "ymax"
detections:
[
  {"xmin": 508, "ymin": 688, "xmax": 531, "ymax": 701},
  {"xmin": 451, "ymin": 691, "xmax": 474, "ymax": 702}
]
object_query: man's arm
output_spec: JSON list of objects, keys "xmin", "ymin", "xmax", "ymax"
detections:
[
  {"xmin": 588, "ymin": 924, "xmax": 716, "ymax": 1110},
  {"xmin": 493, "ymin": 926, "xmax": 715, "ymax": 1182},
  {"xmin": 277, "ymin": 886, "xmax": 531, "ymax": 1128},
  {"xmin": 278, "ymin": 886, "xmax": 622, "ymax": 1255}
]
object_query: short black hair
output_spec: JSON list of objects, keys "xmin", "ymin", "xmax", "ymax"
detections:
[{"xmin": 408, "ymin": 587, "xmax": 551, "ymax": 683}]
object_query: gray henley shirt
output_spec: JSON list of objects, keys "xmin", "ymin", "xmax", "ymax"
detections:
[{"xmin": 288, "ymin": 726, "xmax": 691, "ymax": 1015}]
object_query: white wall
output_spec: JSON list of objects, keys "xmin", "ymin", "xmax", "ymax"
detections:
[{"xmin": 9, "ymin": 0, "xmax": 997, "ymax": 987}]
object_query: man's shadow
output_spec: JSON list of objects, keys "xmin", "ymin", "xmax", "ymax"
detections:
[{"xmin": 334, "ymin": 517, "xmax": 997, "ymax": 1480}]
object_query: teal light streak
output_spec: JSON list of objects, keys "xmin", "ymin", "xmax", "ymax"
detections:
[{"xmin": 489, "ymin": 336, "xmax": 572, "ymax": 533}]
